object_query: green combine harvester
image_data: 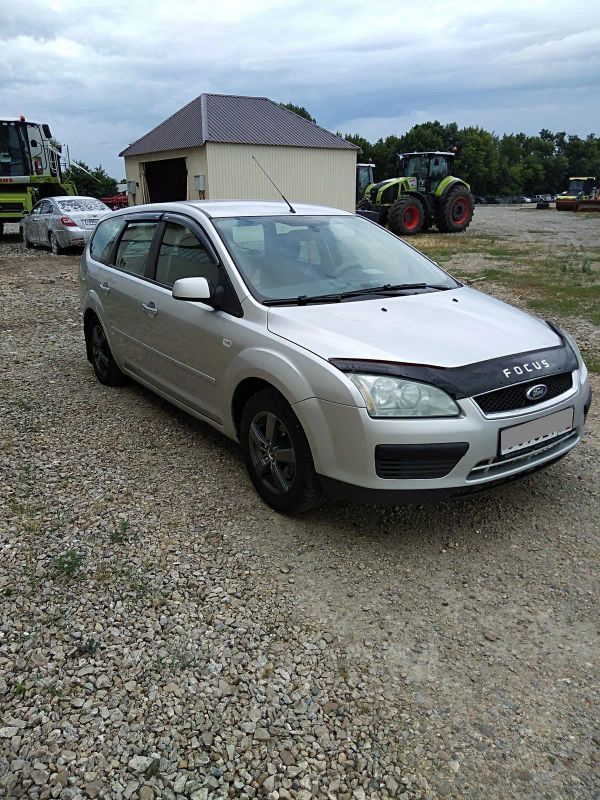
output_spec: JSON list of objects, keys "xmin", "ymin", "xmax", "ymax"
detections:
[
  {"xmin": 357, "ymin": 150, "xmax": 474, "ymax": 235},
  {"xmin": 0, "ymin": 116, "xmax": 76, "ymax": 237}
]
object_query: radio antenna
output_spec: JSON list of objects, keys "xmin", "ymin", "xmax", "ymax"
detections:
[{"xmin": 252, "ymin": 156, "xmax": 296, "ymax": 213}]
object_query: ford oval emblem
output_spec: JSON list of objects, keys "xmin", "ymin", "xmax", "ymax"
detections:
[{"xmin": 526, "ymin": 384, "xmax": 548, "ymax": 401}]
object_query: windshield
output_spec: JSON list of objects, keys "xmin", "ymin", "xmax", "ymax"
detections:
[
  {"xmin": 213, "ymin": 215, "xmax": 458, "ymax": 302},
  {"xmin": 0, "ymin": 122, "xmax": 27, "ymax": 177},
  {"xmin": 568, "ymin": 179, "xmax": 595, "ymax": 195},
  {"xmin": 57, "ymin": 198, "xmax": 109, "ymax": 213}
]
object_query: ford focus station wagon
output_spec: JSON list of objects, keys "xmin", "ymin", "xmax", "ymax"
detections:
[{"xmin": 79, "ymin": 201, "xmax": 592, "ymax": 513}]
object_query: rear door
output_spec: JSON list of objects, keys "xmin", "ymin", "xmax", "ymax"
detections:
[{"xmin": 104, "ymin": 215, "xmax": 162, "ymax": 374}]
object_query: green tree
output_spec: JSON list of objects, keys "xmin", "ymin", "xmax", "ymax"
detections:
[
  {"xmin": 280, "ymin": 103, "xmax": 316, "ymax": 123},
  {"xmin": 62, "ymin": 161, "xmax": 118, "ymax": 198}
]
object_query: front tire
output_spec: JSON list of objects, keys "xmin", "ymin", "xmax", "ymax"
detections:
[
  {"xmin": 22, "ymin": 228, "xmax": 34, "ymax": 248},
  {"xmin": 241, "ymin": 389, "xmax": 324, "ymax": 514},
  {"xmin": 437, "ymin": 187, "xmax": 474, "ymax": 232},
  {"xmin": 387, "ymin": 196, "xmax": 425, "ymax": 235},
  {"xmin": 50, "ymin": 232, "xmax": 65, "ymax": 255},
  {"xmin": 88, "ymin": 320, "xmax": 125, "ymax": 386}
]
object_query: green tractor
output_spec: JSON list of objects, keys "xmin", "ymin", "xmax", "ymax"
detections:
[{"xmin": 357, "ymin": 151, "xmax": 474, "ymax": 235}]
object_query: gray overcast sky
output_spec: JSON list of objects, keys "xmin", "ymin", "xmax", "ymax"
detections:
[{"xmin": 2, "ymin": 0, "xmax": 599, "ymax": 177}]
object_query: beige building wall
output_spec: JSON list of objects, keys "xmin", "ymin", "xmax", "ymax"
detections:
[
  {"xmin": 123, "ymin": 147, "xmax": 208, "ymax": 204},
  {"xmin": 206, "ymin": 143, "xmax": 356, "ymax": 211},
  {"xmin": 123, "ymin": 143, "xmax": 356, "ymax": 211}
]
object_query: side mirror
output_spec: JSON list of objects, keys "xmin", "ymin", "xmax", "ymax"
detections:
[{"xmin": 172, "ymin": 276, "xmax": 212, "ymax": 303}]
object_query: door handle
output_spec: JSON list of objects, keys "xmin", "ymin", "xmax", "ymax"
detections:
[
  {"xmin": 99, "ymin": 282, "xmax": 110, "ymax": 293},
  {"xmin": 142, "ymin": 302, "xmax": 158, "ymax": 316}
]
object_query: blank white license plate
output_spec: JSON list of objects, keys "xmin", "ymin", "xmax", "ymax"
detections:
[{"xmin": 500, "ymin": 407, "xmax": 574, "ymax": 455}]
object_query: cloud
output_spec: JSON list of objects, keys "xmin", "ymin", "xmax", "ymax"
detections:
[{"xmin": 1, "ymin": 0, "xmax": 599, "ymax": 177}]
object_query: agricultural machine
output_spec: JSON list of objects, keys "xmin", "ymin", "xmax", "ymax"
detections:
[
  {"xmin": 556, "ymin": 176, "xmax": 598, "ymax": 211},
  {"xmin": 357, "ymin": 150, "xmax": 474, "ymax": 235},
  {"xmin": 0, "ymin": 116, "xmax": 76, "ymax": 237}
]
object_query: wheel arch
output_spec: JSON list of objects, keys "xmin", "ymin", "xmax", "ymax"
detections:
[
  {"xmin": 225, "ymin": 346, "xmax": 359, "ymax": 441},
  {"xmin": 436, "ymin": 178, "xmax": 471, "ymax": 203},
  {"xmin": 231, "ymin": 377, "xmax": 277, "ymax": 438},
  {"xmin": 83, "ymin": 308, "xmax": 101, "ymax": 363}
]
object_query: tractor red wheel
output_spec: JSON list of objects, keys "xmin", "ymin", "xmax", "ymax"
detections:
[
  {"xmin": 437, "ymin": 186, "xmax": 475, "ymax": 233},
  {"xmin": 387, "ymin": 196, "xmax": 425, "ymax": 236}
]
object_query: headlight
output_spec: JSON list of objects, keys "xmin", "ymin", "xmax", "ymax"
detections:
[{"xmin": 347, "ymin": 373, "xmax": 460, "ymax": 418}]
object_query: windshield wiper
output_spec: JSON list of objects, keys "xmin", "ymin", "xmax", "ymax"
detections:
[
  {"xmin": 339, "ymin": 282, "xmax": 452, "ymax": 298},
  {"xmin": 263, "ymin": 293, "xmax": 343, "ymax": 306},
  {"xmin": 262, "ymin": 283, "xmax": 454, "ymax": 306}
]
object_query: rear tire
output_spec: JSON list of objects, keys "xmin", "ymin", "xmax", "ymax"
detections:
[
  {"xmin": 241, "ymin": 389, "xmax": 324, "ymax": 514},
  {"xmin": 387, "ymin": 196, "xmax": 425, "ymax": 235},
  {"xmin": 437, "ymin": 187, "xmax": 474, "ymax": 233},
  {"xmin": 87, "ymin": 319, "xmax": 125, "ymax": 386},
  {"xmin": 50, "ymin": 232, "xmax": 65, "ymax": 255}
]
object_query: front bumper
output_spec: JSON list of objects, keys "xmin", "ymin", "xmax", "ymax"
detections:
[{"xmin": 295, "ymin": 372, "xmax": 591, "ymax": 504}]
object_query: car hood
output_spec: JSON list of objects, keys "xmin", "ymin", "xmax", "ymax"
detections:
[{"xmin": 266, "ymin": 287, "xmax": 561, "ymax": 368}]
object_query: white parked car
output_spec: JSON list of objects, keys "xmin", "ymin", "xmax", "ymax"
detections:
[
  {"xmin": 79, "ymin": 201, "xmax": 592, "ymax": 513},
  {"xmin": 21, "ymin": 196, "xmax": 111, "ymax": 253}
]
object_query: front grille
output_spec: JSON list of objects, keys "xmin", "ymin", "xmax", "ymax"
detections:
[
  {"xmin": 0, "ymin": 202, "xmax": 24, "ymax": 213},
  {"xmin": 474, "ymin": 372, "xmax": 573, "ymax": 415},
  {"xmin": 375, "ymin": 443, "xmax": 469, "ymax": 479}
]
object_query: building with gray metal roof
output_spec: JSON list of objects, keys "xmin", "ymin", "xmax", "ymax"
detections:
[{"xmin": 120, "ymin": 94, "xmax": 358, "ymax": 211}]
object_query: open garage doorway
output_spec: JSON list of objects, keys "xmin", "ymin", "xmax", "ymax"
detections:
[{"xmin": 144, "ymin": 157, "xmax": 187, "ymax": 202}]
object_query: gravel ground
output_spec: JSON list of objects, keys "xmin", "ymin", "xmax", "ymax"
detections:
[
  {"xmin": 464, "ymin": 204, "xmax": 600, "ymax": 247},
  {"xmin": 1, "ymin": 211, "xmax": 599, "ymax": 800}
]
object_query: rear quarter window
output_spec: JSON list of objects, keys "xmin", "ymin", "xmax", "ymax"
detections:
[{"xmin": 90, "ymin": 217, "xmax": 125, "ymax": 264}]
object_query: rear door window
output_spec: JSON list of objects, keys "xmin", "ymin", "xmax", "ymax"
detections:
[
  {"xmin": 114, "ymin": 221, "xmax": 158, "ymax": 277},
  {"xmin": 90, "ymin": 217, "xmax": 125, "ymax": 264}
]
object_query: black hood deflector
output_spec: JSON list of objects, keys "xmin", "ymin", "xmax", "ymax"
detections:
[{"xmin": 330, "ymin": 323, "xmax": 578, "ymax": 400}]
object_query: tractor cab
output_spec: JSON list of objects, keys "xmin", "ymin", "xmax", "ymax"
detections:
[
  {"xmin": 356, "ymin": 162, "xmax": 375, "ymax": 202},
  {"xmin": 398, "ymin": 152, "xmax": 456, "ymax": 194}
]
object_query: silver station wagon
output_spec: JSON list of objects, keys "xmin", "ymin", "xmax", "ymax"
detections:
[{"xmin": 79, "ymin": 201, "xmax": 592, "ymax": 513}]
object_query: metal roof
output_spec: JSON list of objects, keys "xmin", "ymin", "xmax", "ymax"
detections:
[{"xmin": 119, "ymin": 94, "xmax": 358, "ymax": 157}]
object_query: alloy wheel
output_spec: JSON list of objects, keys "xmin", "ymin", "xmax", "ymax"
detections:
[{"xmin": 248, "ymin": 411, "xmax": 297, "ymax": 495}]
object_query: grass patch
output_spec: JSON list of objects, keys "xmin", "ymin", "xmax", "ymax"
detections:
[
  {"xmin": 53, "ymin": 549, "xmax": 84, "ymax": 579},
  {"xmin": 412, "ymin": 235, "xmax": 600, "ymax": 372},
  {"xmin": 581, "ymin": 350, "xmax": 600, "ymax": 374},
  {"xmin": 414, "ymin": 237, "xmax": 600, "ymax": 326}
]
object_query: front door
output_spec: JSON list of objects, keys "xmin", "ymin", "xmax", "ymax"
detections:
[{"xmin": 134, "ymin": 217, "xmax": 226, "ymax": 423}]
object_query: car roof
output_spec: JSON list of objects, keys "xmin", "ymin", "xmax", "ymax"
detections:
[
  {"xmin": 107, "ymin": 200, "xmax": 353, "ymax": 219},
  {"xmin": 49, "ymin": 196, "xmax": 108, "ymax": 202}
]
